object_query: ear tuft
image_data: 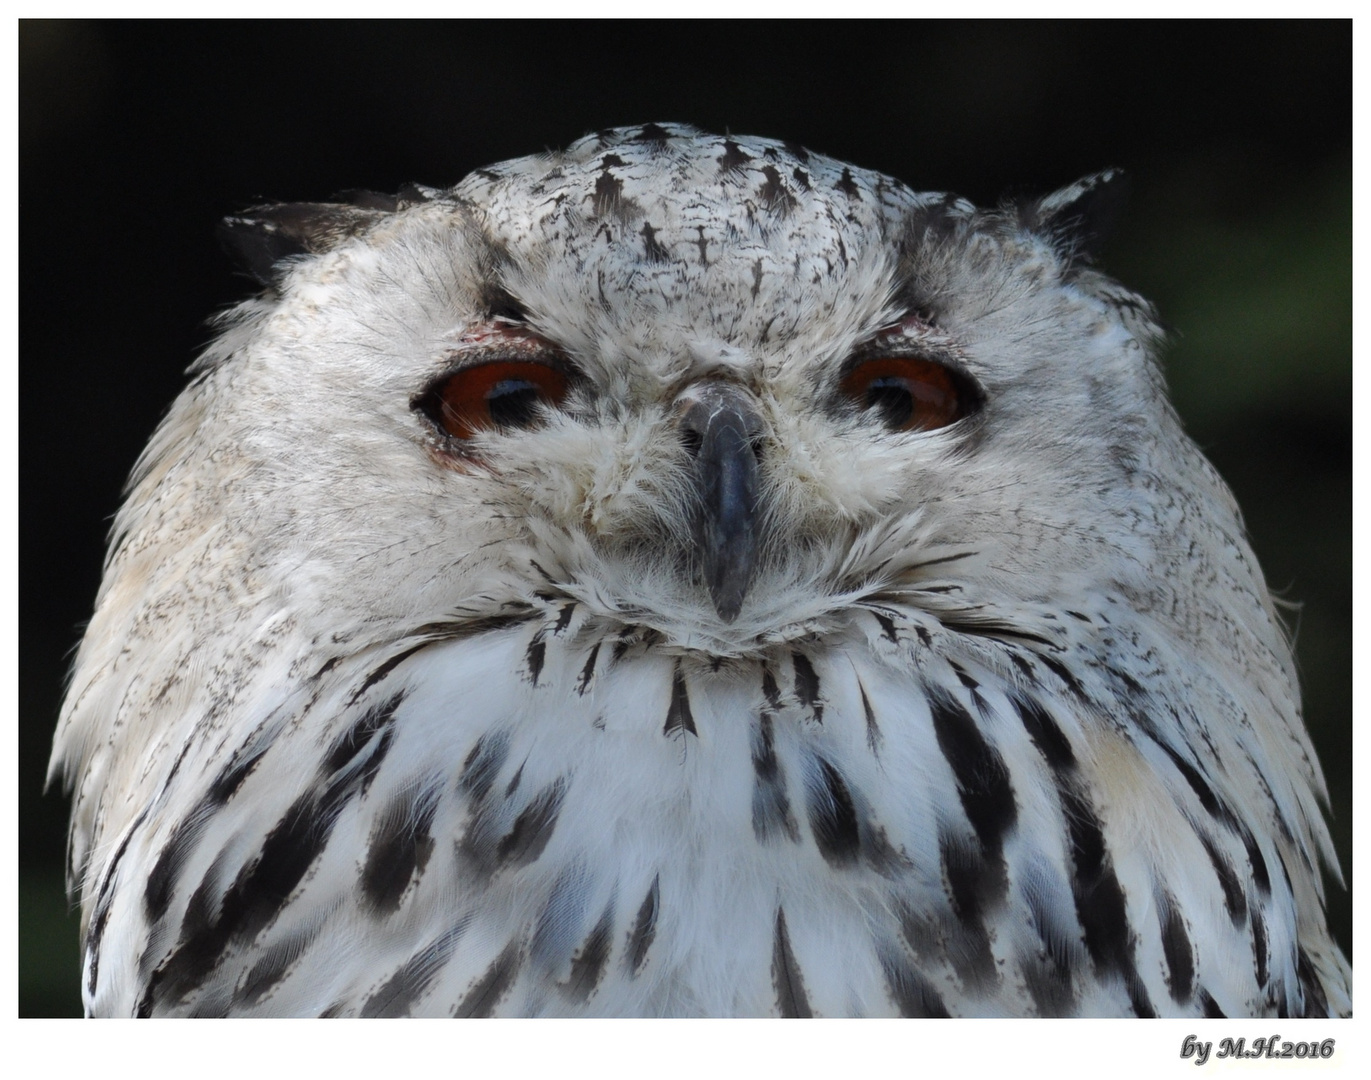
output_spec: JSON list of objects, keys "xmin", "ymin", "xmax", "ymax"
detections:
[
  {"xmin": 217, "ymin": 201, "xmax": 391, "ymax": 286},
  {"xmin": 1023, "ymin": 169, "xmax": 1129, "ymax": 266}
]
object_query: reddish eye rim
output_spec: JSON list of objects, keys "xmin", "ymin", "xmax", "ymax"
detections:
[
  {"xmin": 839, "ymin": 355, "xmax": 972, "ymax": 432},
  {"xmin": 423, "ymin": 359, "xmax": 569, "ymax": 442}
]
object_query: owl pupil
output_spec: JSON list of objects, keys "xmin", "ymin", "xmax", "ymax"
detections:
[
  {"xmin": 866, "ymin": 379, "xmax": 914, "ymax": 429},
  {"xmin": 486, "ymin": 380, "xmax": 542, "ymax": 428}
]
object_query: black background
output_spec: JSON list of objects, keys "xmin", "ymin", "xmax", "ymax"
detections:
[{"xmin": 20, "ymin": 20, "xmax": 1351, "ymax": 1016}]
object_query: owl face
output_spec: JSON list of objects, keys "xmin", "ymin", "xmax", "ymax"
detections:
[
  {"xmin": 215, "ymin": 124, "xmax": 1165, "ymax": 658},
  {"xmin": 55, "ymin": 124, "xmax": 1347, "ymax": 1019}
]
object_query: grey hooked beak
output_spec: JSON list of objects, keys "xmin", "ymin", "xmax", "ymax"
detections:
[{"xmin": 678, "ymin": 382, "xmax": 763, "ymax": 622}]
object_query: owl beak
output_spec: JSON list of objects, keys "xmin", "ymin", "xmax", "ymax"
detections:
[{"xmin": 678, "ymin": 382, "xmax": 762, "ymax": 623}]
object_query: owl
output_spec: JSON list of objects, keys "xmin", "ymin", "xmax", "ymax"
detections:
[{"xmin": 50, "ymin": 123, "xmax": 1349, "ymax": 1018}]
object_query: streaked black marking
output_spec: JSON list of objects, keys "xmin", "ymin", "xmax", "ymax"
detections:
[
  {"xmin": 935, "ymin": 832, "xmax": 1000, "ymax": 990},
  {"xmin": 347, "ymin": 643, "xmax": 428, "ymax": 705},
  {"xmin": 751, "ymin": 712, "xmax": 799, "ymax": 843},
  {"xmin": 207, "ymin": 742, "xmax": 271, "ymax": 804},
  {"xmin": 771, "ymin": 908, "xmax": 813, "ymax": 1017},
  {"xmin": 758, "ymin": 164, "xmax": 797, "ymax": 215},
  {"xmin": 640, "ymin": 221, "xmax": 671, "ymax": 263},
  {"xmin": 525, "ymin": 631, "xmax": 547, "ymax": 686},
  {"xmin": 1020, "ymin": 949, "xmax": 1078, "ymax": 1017},
  {"xmin": 940, "ymin": 827, "xmax": 1003, "ymax": 921},
  {"xmin": 325, "ymin": 692, "xmax": 405, "ymax": 775},
  {"xmin": 458, "ymin": 731, "xmax": 510, "ymax": 804},
  {"xmin": 627, "ymin": 875, "xmax": 659, "ymax": 976},
  {"xmin": 592, "ymin": 167, "xmax": 625, "ymax": 217},
  {"xmin": 86, "ymin": 805, "xmax": 149, "ymax": 996},
  {"xmin": 663, "ymin": 666, "xmax": 696, "ymax": 738},
  {"xmin": 1158, "ymin": 894, "xmax": 1194, "ymax": 1004},
  {"xmin": 881, "ymin": 951, "xmax": 950, "ymax": 1018},
  {"xmin": 1017, "ymin": 693, "xmax": 1154, "ymax": 1013},
  {"xmin": 1014, "ymin": 694, "xmax": 1075, "ymax": 772},
  {"xmin": 863, "ymin": 823, "xmax": 913, "ymax": 878},
  {"xmin": 146, "ymin": 804, "xmax": 224, "ymax": 923},
  {"xmin": 142, "ymin": 699, "xmax": 402, "ymax": 1010},
  {"xmin": 495, "ymin": 778, "xmax": 566, "ymax": 868},
  {"xmin": 233, "ymin": 922, "xmax": 324, "ymax": 1007},
  {"xmin": 805, "ymin": 758, "xmax": 860, "ymax": 867},
  {"xmin": 1296, "ymin": 948, "xmax": 1329, "ymax": 1017},
  {"xmin": 361, "ymin": 781, "xmax": 441, "ymax": 913},
  {"xmin": 760, "ymin": 665, "xmax": 783, "ymax": 710},
  {"xmin": 454, "ymin": 942, "xmax": 522, "ymax": 1018},
  {"xmin": 791, "ymin": 652, "xmax": 822, "ymax": 723},
  {"xmin": 938, "ymin": 618, "xmax": 1057, "ymax": 650},
  {"xmin": 1157, "ymin": 741, "xmax": 1223, "ymax": 819},
  {"xmin": 553, "ymin": 602, "xmax": 577, "ymax": 634},
  {"xmin": 149, "ymin": 795, "xmax": 345, "ymax": 1008},
  {"xmin": 562, "ymin": 904, "xmax": 614, "ymax": 1002},
  {"xmin": 635, "ymin": 122, "xmax": 671, "ymax": 145},
  {"xmin": 869, "ymin": 609, "xmax": 899, "ymax": 643},
  {"xmin": 410, "ymin": 608, "xmax": 538, "ymax": 644},
  {"xmin": 835, "ymin": 166, "xmax": 861, "ymax": 200},
  {"xmin": 928, "ymin": 691, "xmax": 1017, "ymax": 855},
  {"xmin": 717, "ymin": 139, "xmax": 752, "ymax": 173},
  {"xmin": 1197, "ymin": 831, "xmax": 1247, "ymax": 924},
  {"xmin": 1197, "ymin": 987, "xmax": 1226, "ymax": 1017},
  {"xmin": 949, "ymin": 662, "xmax": 978, "ymax": 691},
  {"xmin": 1057, "ymin": 784, "xmax": 1155, "ymax": 1017},
  {"xmin": 1240, "ymin": 825, "xmax": 1272, "ymax": 895},
  {"xmin": 611, "ymin": 625, "xmax": 637, "ymax": 664},
  {"xmin": 858, "ymin": 681, "xmax": 882, "ymax": 753},
  {"xmin": 575, "ymin": 642, "xmax": 600, "ymax": 695},
  {"xmin": 1251, "ymin": 904, "xmax": 1269, "ymax": 990},
  {"xmin": 361, "ymin": 922, "xmax": 468, "ymax": 1018},
  {"xmin": 1038, "ymin": 653, "xmax": 1087, "ymax": 700}
]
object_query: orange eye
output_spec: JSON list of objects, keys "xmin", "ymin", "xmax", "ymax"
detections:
[
  {"xmin": 430, "ymin": 360, "xmax": 569, "ymax": 440},
  {"xmin": 840, "ymin": 356, "xmax": 969, "ymax": 432}
]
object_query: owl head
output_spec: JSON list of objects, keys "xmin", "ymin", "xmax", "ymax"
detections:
[
  {"xmin": 51, "ymin": 124, "xmax": 1343, "ymax": 1021},
  {"xmin": 175, "ymin": 122, "xmax": 1238, "ymax": 674}
]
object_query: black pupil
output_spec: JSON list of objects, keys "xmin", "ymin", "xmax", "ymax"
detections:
[
  {"xmin": 865, "ymin": 377, "xmax": 913, "ymax": 429},
  {"xmin": 486, "ymin": 379, "xmax": 542, "ymax": 428}
]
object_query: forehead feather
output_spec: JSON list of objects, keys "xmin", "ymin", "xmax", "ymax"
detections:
[{"xmin": 452, "ymin": 124, "xmax": 944, "ymax": 348}]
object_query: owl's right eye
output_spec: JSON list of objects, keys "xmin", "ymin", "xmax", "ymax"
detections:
[
  {"xmin": 422, "ymin": 360, "xmax": 569, "ymax": 441},
  {"xmin": 840, "ymin": 356, "xmax": 977, "ymax": 433}
]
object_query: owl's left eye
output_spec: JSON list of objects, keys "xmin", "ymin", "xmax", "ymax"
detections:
[
  {"xmin": 840, "ymin": 356, "xmax": 975, "ymax": 433},
  {"xmin": 423, "ymin": 360, "xmax": 569, "ymax": 441}
]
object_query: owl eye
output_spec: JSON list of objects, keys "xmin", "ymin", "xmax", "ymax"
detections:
[
  {"xmin": 426, "ymin": 360, "xmax": 569, "ymax": 441},
  {"xmin": 840, "ymin": 356, "xmax": 972, "ymax": 432}
]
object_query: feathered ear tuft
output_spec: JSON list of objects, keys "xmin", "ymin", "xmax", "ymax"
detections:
[
  {"xmin": 216, "ymin": 183, "xmax": 441, "ymax": 286},
  {"xmin": 1022, "ymin": 169, "xmax": 1129, "ymax": 266},
  {"xmin": 217, "ymin": 202, "xmax": 381, "ymax": 286}
]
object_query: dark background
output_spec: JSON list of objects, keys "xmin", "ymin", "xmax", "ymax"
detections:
[{"xmin": 20, "ymin": 21, "xmax": 1351, "ymax": 1016}]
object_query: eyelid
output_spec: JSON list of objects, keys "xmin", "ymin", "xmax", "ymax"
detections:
[
  {"xmin": 412, "ymin": 323, "xmax": 580, "ymax": 446},
  {"xmin": 843, "ymin": 318, "xmax": 981, "ymax": 392},
  {"xmin": 437, "ymin": 324, "xmax": 570, "ymax": 375}
]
